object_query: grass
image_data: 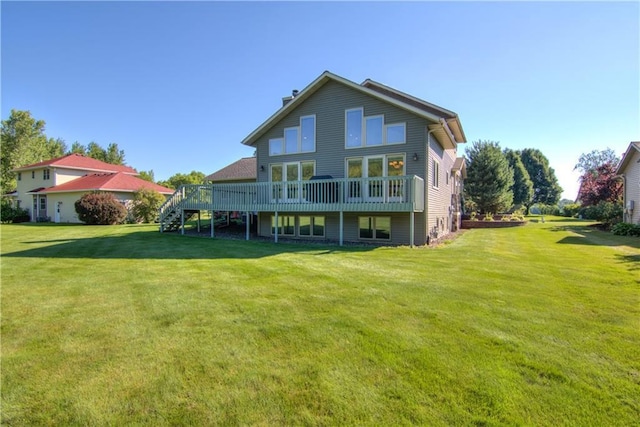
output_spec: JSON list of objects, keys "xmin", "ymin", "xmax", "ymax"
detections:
[{"xmin": 1, "ymin": 218, "xmax": 638, "ymax": 425}]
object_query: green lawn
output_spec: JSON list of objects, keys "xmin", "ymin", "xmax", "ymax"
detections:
[{"xmin": 1, "ymin": 219, "xmax": 638, "ymax": 426}]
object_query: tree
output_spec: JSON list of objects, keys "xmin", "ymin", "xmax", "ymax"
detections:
[
  {"xmin": 158, "ymin": 171, "xmax": 205, "ymax": 189},
  {"xmin": 575, "ymin": 148, "xmax": 622, "ymax": 207},
  {"xmin": 464, "ymin": 140, "xmax": 514, "ymax": 213},
  {"xmin": 574, "ymin": 148, "xmax": 619, "ymax": 176},
  {"xmin": 138, "ymin": 170, "xmax": 155, "ymax": 182},
  {"xmin": 519, "ymin": 148, "xmax": 562, "ymax": 214},
  {"xmin": 74, "ymin": 191, "xmax": 127, "ymax": 225},
  {"xmin": 0, "ymin": 109, "xmax": 65, "ymax": 194},
  {"xmin": 68, "ymin": 141, "xmax": 125, "ymax": 165},
  {"xmin": 504, "ymin": 149, "xmax": 533, "ymax": 208},
  {"xmin": 577, "ymin": 162, "xmax": 622, "ymax": 207},
  {"xmin": 131, "ymin": 188, "xmax": 165, "ymax": 223}
]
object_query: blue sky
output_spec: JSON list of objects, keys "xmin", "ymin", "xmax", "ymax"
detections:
[{"xmin": 2, "ymin": 1, "xmax": 638, "ymax": 200}]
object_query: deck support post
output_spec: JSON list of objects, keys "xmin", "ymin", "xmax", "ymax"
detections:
[
  {"xmin": 339, "ymin": 211, "xmax": 344, "ymax": 246},
  {"xmin": 245, "ymin": 212, "xmax": 250, "ymax": 241},
  {"xmin": 211, "ymin": 211, "xmax": 215, "ymax": 238},
  {"xmin": 180, "ymin": 209, "xmax": 185, "ymax": 235},
  {"xmin": 197, "ymin": 211, "xmax": 201, "ymax": 233},
  {"xmin": 409, "ymin": 211, "xmax": 415, "ymax": 248},
  {"xmin": 274, "ymin": 211, "xmax": 278, "ymax": 243}
]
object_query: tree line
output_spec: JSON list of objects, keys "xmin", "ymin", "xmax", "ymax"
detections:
[
  {"xmin": 464, "ymin": 140, "xmax": 562, "ymax": 215},
  {"xmin": 464, "ymin": 140, "xmax": 624, "ymax": 227},
  {"xmin": 0, "ymin": 109, "xmax": 206, "ymax": 194}
]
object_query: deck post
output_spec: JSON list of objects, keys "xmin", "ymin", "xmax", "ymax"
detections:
[
  {"xmin": 245, "ymin": 212, "xmax": 250, "ymax": 241},
  {"xmin": 409, "ymin": 211, "xmax": 415, "ymax": 248},
  {"xmin": 339, "ymin": 211, "xmax": 344, "ymax": 246},
  {"xmin": 274, "ymin": 211, "xmax": 278, "ymax": 243},
  {"xmin": 180, "ymin": 209, "xmax": 185, "ymax": 235},
  {"xmin": 211, "ymin": 211, "xmax": 215, "ymax": 238},
  {"xmin": 197, "ymin": 211, "xmax": 201, "ymax": 233}
]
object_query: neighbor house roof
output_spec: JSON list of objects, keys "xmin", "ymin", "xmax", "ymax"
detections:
[
  {"xmin": 241, "ymin": 71, "xmax": 466, "ymax": 150},
  {"xmin": 37, "ymin": 172, "xmax": 174, "ymax": 194},
  {"xmin": 205, "ymin": 157, "xmax": 257, "ymax": 182},
  {"xmin": 616, "ymin": 141, "xmax": 640, "ymax": 174},
  {"xmin": 13, "ymin": 153, "xmax": 138, "ymax": 175}
]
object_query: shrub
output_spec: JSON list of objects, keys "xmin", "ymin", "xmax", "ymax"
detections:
[
  {"xmin": 611, "ymin": 222, "xmax": 640, "ymax": 237},
  {"xmin": 131, "ymin": 188, "xmax": 165, "ymax": 223},
  {"xmin": 74, "ymin": 191, "xmax": 127, "ymax": 225},
  {"xmin": 484, "ymin": 212, "xmax": 494, "ymax": 221},
  {"xmin": 1, "ymin": 199, "xmax": 30, "ymax": 223},
  {"xmin": 562, "ymin": 203, "xmax": 581, "ymax": 218},
  {"xmin": 580, "ymin": 201, "xmax": 623, "ymax": 229}
]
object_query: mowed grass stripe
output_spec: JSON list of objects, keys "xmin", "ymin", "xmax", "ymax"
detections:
[{"xmin": 1, "ymin": 220, "xmax": 638, "ymax": 425}]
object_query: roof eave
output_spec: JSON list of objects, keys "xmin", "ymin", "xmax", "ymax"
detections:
[{"xmin": 241, "ymin": 71, "xmax": 445, "ymax": 147}]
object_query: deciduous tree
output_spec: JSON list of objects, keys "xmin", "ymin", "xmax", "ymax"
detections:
[
  {"xmin": 504, "ymin": 149, "xmax": 533, "ymax": 208},
  {"xmin": 0, "ymin": 109, "xmax": 65, "ymax": 193},
  {"xmin": 131, "ymin": 188, "xmax": 165, "ymax": 223},
  {"xmin": 519, "ymin": 148, "xmax": 562, "ymax": 214}
]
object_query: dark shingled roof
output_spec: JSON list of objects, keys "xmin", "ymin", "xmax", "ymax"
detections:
[{"xmin": 205, "ymin": 157, "xmax": 257, "ymax": 182}]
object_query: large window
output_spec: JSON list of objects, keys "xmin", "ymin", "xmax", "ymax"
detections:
[
  {"xmin": 346, "ymin": 154, "xmax": 405, "ymax": 200},
  {"xmin": 359, "ymin": 217, "xmax": 391, "ymax": 240},
  {"xmin": 270, "ymin": 161, "xmax": 315, "ymax": 201},
  {"xmin": 271, "ymin": 215, "xmax": 295, "ymax": 236},
  {"xmin": 345, "ymin": 108, "xmax": 405, "ymax": 148},
  {"xmin": 270, "ymin": 115, "xmax": 316, "ymax": 156},
  {"xmin": 298, "ymin": 216, "xmax": 325, "ymax": 237}
]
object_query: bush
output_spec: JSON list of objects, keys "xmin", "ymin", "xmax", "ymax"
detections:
[
  {"xmin": 579, "ymin": 201, "xmax": 623, "ymax": 229},
  {"xmin": 131, "ymin": 188, "xmax": 165, "ymax": 223},
  {"xmin": 74, "ymin": 191, "xmax": 127, "ymax": 225},
  {"xmin": 1, "ymin": 198, "xmax": 30, "ymax": 223},
  {"xmin": 611, "ymin": 222, "xmax": 640, "ymax": 237},
  {"xmin": 562, "ymin": 203, "xmax": 581, "ymax": 217}
]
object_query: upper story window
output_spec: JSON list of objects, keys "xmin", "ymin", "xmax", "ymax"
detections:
[
  {"xmin": 43, "ymin": 169, "xmax": 50, "ymax": 180},
  {"xmin": 32, "ymin": 171, "xmax": 35, "ymax": 179},
  {"xmin": 17, "ymin": 172, "xmax": 21, "ymax": 181},
  {"xmin": 432, "ymin": 159, "xmax": 440, "ymax": 188},
  {"xmin": 269, "ymin": 115, "xmax": 316, "ymax": 156},
  {"xmin": 345, "ymin": 108, "xmax": 406, "ymax": 148}
]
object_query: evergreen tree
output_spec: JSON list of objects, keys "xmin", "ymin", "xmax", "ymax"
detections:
[
  {"xmin": 504, "ymin": 149, "xmax": 533, "ymax": 208},
  {"xmin": 464, "ymin": 140, "xmax": 514, "ymax": 213}
]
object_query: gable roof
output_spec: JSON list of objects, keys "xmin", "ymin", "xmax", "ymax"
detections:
[
  {"xmin": 205, "ymin": 157, "xmax": 257, "ymax": 182},
  {"xmin": 38, "ymin": 172, "xmax": 174, "ymax": 195},
  {"xmin": 241, "ymin": 71, "xmax": 466, "ymax": 149},
  {"xmin": 616, "ymin": 141, "xmax": 640, "ymax": 174},
  {"xmin": 13, "ymin": 153, "xmax": 138, "ymax": 175}
]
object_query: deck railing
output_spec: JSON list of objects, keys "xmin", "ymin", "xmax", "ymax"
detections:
[{"xmin": 160, "ymin": 175, "xmax": 424, "ymax": 224}]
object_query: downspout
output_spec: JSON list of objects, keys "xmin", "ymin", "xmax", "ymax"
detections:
[{"xmin": 426, "ymin": 127, "xmax": 439, "ymax": 245}]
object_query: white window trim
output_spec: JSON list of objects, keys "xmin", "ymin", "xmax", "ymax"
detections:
[
  {"xmin": 298, "ymin": 216, "xmax": 326, "ymax": 238},
  {"xmin": 345, "ymin": 153, "xmax": 406, "ymax": 178},
  {"xmin": 345, "ymin": 108, "xmax": 406, "ymax": 149},
  {"xmin": 385, "ymin": 123, "xmax": 406, "ymax": 145},
  {"xmin": 270, "ymin": 115, "xmax": 316, "ymax": 156},
  {"xmin": 269, "ymin": 138, "xmax": 284, "ymax": 156},
  {"xmin": 432, "ymin": 159, "xmax": 440, "ymax": 189},
  {"xmin": 358, "ymin": 216, "xmax": 392, "ymax": 241}
]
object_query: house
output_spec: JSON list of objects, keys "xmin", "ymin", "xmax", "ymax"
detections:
[
  {"xmin": 10, "ymin": 153, "xmax": 174, "ymax": 223},
  {"xmin": 159, "ymin": 71, "xmax": 467, "ymax": 246},
  {"xmin": 616, "ymin": 141, "xmax": 640, "ymax": 224}
]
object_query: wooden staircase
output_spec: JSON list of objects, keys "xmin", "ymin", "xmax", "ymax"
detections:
[{"xmin": 159, "ymin": 186, "xmax": 203, "ymax": 233}]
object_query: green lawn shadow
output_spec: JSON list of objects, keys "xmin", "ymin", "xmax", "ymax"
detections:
[{"xmin": 2, "ymin": 229, "xmax": 376, "ymax": 260}]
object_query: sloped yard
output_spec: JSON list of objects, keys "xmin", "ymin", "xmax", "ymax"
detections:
[{"xmin": 1, "ymin": 219, "xmax": 638, "ymax": 425}]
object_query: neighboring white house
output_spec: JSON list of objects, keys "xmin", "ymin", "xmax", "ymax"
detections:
[
  {"xmin": 616, "ymin": 141, "xmax": 640, "ymax": 224},
  {"xmin": 10, "ymin": 154, "xmax": 174, "ymax": 223}
]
